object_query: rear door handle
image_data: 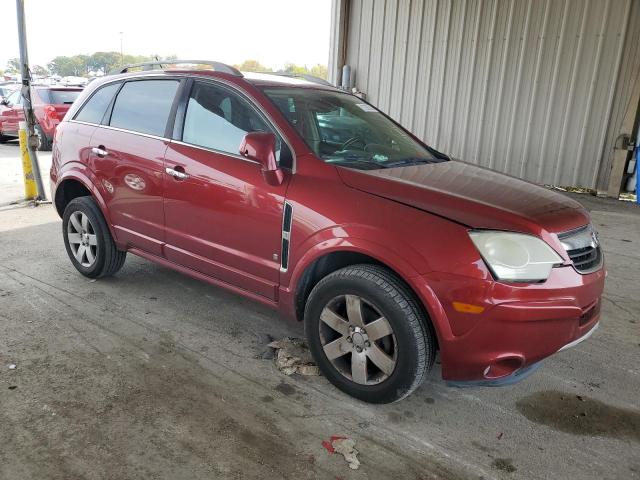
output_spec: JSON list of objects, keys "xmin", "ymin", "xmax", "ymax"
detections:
[
  {"xmin": 165, "ymin": 167, "xmax": 189, "ymax": 180},
  {"xmin": 91, "ymin": 146, "xmax": 108, "ymax": 157}
]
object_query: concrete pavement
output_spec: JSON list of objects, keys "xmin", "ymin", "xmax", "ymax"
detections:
[
  {"xmin": 0, "ymin": 144, "xmax": 638, "ymax": 479},
  {"xmin": 0, "ymin": 141, "xmax": 52, "ymax": 206}
]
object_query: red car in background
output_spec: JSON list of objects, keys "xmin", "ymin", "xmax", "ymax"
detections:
[{"xmin": 0, "ymin": 86, "xmax": 82, "ymax": 150}]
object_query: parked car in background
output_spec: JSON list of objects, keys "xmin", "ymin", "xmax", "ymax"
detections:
[
  {"xmin": 61, "ymin": 76, "xmax": 89, "ymax": 87},
  {"xmin": 50, "ymin": 61, "xmax": 604, "ymax": 403},
  {"xmin": 0, "ymin": 82, "xmax": 20, "ymax": 102},
  {"xmin": 0, "ymin": 86, "xmax": 82, "ymax": 150}
]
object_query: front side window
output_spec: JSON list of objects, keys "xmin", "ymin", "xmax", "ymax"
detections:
[
  {"xmin": 263, "ymin": 88, "xmax": 447, "ymax": 170},
  {"xmin": 182, "ymin": 81, "xmax": 289, "ymax": 165},
  {"xmin": 110, "ymin": 80, "xmax": 179, "ymax": 136},
  {"xmin": 74, "ymin": 82, "xmax": 120, "ymax": 124}
]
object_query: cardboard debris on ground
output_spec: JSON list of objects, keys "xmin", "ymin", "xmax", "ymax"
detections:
[
  {"xmin": 267, "ymin": 337, "xmax": 320, "ymax": 376},
  {"xmin": 322, "ymin": 436, "xmax": 360, "ymax": 470}
]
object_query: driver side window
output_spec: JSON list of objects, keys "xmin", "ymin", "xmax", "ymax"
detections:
[{"xmin": 182, "ymin": 81, "xmax": 292, "ymax": 167}]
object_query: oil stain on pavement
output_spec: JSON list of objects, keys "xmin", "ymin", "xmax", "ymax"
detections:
[{"xmin": 517, "ymin": 391, "xmax": 640, "ymax": 442}]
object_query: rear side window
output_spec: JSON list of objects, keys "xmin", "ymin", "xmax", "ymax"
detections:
[
  {"xmin": 109, "ymin": 80, "xmax": 179, "ymax": 136},
  {"xmin": 40, "ymin": 89, "xmax": 81, "ymax": 105},
  {"xmin": 74, "ymin": 83, "xmax": 120, "ymax": 124}
]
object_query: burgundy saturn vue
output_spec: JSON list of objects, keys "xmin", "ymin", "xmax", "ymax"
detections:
[{"xmin": 50, "ymin": 60, "xmax": 604, "ymax": 403}]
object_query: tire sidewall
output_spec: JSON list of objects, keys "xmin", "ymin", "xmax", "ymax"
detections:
[
  {"xmin": 62, "ymin": 198, "xmax": 108, "ymax": 278},
  {"xmin": 35, "ymin": 124, "xmax": 51, "ymax": 151},
  {"xmin": 305, "ymin": 271, "xmax": 426, "ymax": 403}
]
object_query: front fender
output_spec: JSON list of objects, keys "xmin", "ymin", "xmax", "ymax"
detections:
[
  {"xmin": 279, "ymin": 232, "xmax": 451, "ymax": 348},
  {"xmin": 286, "ymin": 227, "xmax": 428, "ymax": 290}
]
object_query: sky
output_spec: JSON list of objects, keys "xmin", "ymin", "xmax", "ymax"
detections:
[{"xmin": 1, "ymin": 0, "xmax": 332, "ymax": 71}]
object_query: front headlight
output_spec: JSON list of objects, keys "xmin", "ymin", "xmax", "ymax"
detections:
[{"xmin": 469, "ymin": 231, "xmax": 563, "ymax": 282}]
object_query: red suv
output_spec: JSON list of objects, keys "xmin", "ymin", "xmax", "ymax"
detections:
[
  {"xmin": 0, "ymin": 86, "xmax": 82, "ymax": 150},
  {"xmin": 50, "ymin": 61, "xmax": 604, "ymax": 403}
]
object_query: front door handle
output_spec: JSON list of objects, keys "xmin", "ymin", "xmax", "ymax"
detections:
[
  {"xmin": 165, "ymin": 167, "xmax": 189, "ymax": 180},
  {"xmin": 91, "ymin": 146, "xmax": 108, "ymax": 158}
]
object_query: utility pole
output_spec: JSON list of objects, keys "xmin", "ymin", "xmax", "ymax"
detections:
[
  {"xmin": 16, "ymin": 0, "xmax": 46, "ymax": 201},
  {"xmin": 120, "ymin": 31, "xmax": 124, "ymax": 65}
]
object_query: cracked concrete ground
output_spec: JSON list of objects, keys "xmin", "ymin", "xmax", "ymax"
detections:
[{"xmin": 0, "ymin": 142, "xmax": 639, "ymax": 479}]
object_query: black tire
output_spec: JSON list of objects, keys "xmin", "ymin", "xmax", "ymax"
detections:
[
  {"xmin": 62, "ymin": 196, "xmax": 126, "ymax": 278},
  {"xmin": 35, "ymin": 124, "xmax": 52, "ymax": 151},
  {"xmin": 304, "ymin": 264, "xmax": 436, "ymax": 404}
]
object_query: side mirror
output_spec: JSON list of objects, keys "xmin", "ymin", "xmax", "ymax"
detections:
[
  {"xmin": 0, "ymin": 97, "xmax": 7, "ymax": 106},
  {"xmin": 239, "ymin": 132, "xmax": 284, "ymax": 186}
]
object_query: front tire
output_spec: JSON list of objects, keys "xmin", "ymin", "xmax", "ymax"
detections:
[
  {"xmin": 62, "ymin": 196, "xmax": 126, "ymax": 278},
  {"xmin": 304, "ymin": 264, "xmax": 436, "ymax": 403}
]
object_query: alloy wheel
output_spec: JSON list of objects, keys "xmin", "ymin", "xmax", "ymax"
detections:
[
  {"xmin": 319, "ymin": 294, "xmax": 397, "ymax": 385},
  {"xmin": 67, "ymin": 211, "xmax": 98, "ymax": 267}
]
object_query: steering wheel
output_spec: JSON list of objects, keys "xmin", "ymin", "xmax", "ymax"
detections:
[{"xmin": 340, "ymin": 136, "xmax": 366, "ymax": 151}]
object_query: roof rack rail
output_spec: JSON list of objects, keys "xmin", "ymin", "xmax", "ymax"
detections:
[
  {"xmin": 113, "ymin": 60, "xmax": 243, "ymax": 77},
  {"xmin": 266, "ymin": 72, "xmax": 333, "ymax": 87}
]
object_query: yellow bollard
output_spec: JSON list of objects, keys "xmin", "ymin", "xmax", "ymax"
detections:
[{"xmin": 18, "ymin": 120, "xmax": 37, "ymax": 200}]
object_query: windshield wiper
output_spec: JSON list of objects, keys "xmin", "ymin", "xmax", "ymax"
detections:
[
  {"xmin": 383, "ymin": 158, "xmax": 435, "ymax": 168},
  {"xmin": 327, "ymin": 157, "xmax": 385, "ymax": 170}
]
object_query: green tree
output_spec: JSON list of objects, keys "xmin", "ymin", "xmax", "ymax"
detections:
[
  {"xmin": 122, "ymin": 54, "xmax": 151, "ymax": 66},
  {"xmin": 234, "ymin": 60, "xmax": 271, "ymax": 73},
  {"xmin": 31, "ymin": 65, "xmax": 49, "ymax": 76},
  {"xmin": 48, "ymin": 55, "xmax": 89, "ymax": 76},
  {"xmin": 6, "ymin": 58, "xmax": 21, "ymax": 73},
  {"xmin": 283, "ymin": 62, "xmax": 308, "ymax": 76},
  {"xmin": 88, "ymin": 52, "xmax": 121, "ymax": 75},
  {"xmin": 309, "ymin": 64, "xmax": 328, "ymax": 80}
]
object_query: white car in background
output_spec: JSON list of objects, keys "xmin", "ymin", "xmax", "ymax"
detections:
[{"xmin": 60, "ymin": 76, "xmax": 88, "ymax": 87}]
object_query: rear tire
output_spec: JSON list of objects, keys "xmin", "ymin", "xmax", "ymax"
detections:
[
  {"xmin": 304, "ymin": 264, "xmax": 436, "ymax": 403},
  {"xmin": 35, "ymin": 124, "xmax": 52, "ymax": 151},
  {"xmin": 62, "ymin": 196, "xmax": 126, "ymax": 278}
]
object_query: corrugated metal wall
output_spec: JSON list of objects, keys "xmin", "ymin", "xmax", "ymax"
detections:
[{"xmin": 341, "ymin": 0, "xmax": 640, "ymax": 189}]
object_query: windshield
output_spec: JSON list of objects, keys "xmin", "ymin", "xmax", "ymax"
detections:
[{"xmin": 262, "ymin": 88, "xmax": 447, "ymax": 170}]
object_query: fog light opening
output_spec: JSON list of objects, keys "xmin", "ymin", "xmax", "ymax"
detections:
[{"xmin": 484, "ymin": 356, "xmax": 525, "ymax": 379}]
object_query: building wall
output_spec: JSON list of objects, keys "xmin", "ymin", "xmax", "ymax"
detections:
[{"xmin": 337, "ymin": 0, "xmax": 640, "ymax": 190}]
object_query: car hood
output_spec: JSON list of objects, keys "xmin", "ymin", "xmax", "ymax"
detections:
[{"xmin": 336, "ymin": 160, "xmax": 590, "ymax": 235}]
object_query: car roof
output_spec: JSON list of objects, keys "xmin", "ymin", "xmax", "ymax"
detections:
[
  {"xmin": 33, "ymin": 85, "xmax": 83, "ymax": 90},
  {"xmin": 90, "ymin": 69, "xmax": 338, "ymax": 91}
]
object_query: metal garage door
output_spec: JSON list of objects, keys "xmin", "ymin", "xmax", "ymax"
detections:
[{"xmin": 333, "ymin": 0, "xmax": 640, "ymax": 190}]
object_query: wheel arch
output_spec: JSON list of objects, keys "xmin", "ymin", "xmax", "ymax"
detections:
[
  {"xmin": 54, "ymin": 171, "xmax": 117, "ymax": 242},
  {"xmin": 290, "ymin": 245, "xmax": 441, "ymax": 350}
]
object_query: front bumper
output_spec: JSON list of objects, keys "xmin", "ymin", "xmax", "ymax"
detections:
[
  {"xmin": 446, "ymin": 321, "xmax": 599, "ymax": 387},
  {"xmin": 416, "ymin": 264, "xmax": 605, "ymax": 384}
]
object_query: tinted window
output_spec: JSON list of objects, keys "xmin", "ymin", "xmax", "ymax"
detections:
[
  {"xmin": 182, "ymin": 81, "xmax": 290, "ymax": 165},
  {"xmin": 40, "ymin": 89, "xmax": 82, "ymax": 105},
  {"xmin": 110, "ymin": 80, "xmax": 179, "ymax": 136},
  {"xmin": 75, "ymin": 83, "xmax": 120, "ymax": 124}
]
